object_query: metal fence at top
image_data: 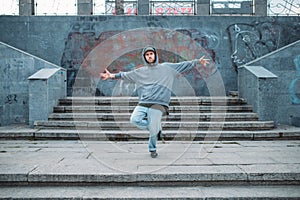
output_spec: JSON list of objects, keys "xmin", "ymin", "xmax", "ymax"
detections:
[
  {"xmin": 0, "ymin": 0, "xmax": 299, "ymax": 16},
  {"xmin": 149, "ymin": 0, "xmax": 196, "ymax": 15},
  {"xmin": 102, "ymin": 0, "xmax": 299, "ymax": 16},
  {"xmin": 102, "ymin": 0, "xmax": 137, "ymax": 15},
  {"xmin": 101, "ymin": 0, "xmax": 195, "ymax": 15},
  {"xmin": 268, "ymin": 0, "xmax": 300, "ymax": 16},
  {"xmin": 35, "ymin": 0, "xmax": 77, "ymax": 16},
  {"xmin": 211, "ymin": 0, "xmax": 254, "ymax": 15}
]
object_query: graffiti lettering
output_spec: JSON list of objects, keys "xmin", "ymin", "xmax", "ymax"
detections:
[{"xmin": 5, "ymin": 94, "xmax": 17, "ymax": 104}]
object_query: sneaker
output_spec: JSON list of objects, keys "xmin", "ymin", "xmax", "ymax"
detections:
[
  {"xmin": 157, "ymin": 130, "xmax": 165, "ymax": 144},
  {"xmin": 150, "ymin": 151, "xmax": 158, "ymax": 158}
]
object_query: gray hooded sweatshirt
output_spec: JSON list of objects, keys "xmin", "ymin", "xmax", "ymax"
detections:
[{"xmin": 115, "ymin": 46, "xmax": 199, "ymax": 108}]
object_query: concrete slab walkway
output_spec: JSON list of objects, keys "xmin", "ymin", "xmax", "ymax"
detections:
[
  {"xmin": 0, "ymin": 124, "xmax": 300, "ymax": 199},
  {"xmin": 1, "ymin": 139, "xmax": 300, "ymax": 183}
]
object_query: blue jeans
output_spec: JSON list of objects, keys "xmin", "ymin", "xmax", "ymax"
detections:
[{"xmin": 130, "ymin": 105, "xmax": 163, "ymax": 152}]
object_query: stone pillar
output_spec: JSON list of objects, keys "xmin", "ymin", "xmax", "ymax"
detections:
[
  {"xmin": 238, "ymin": 66, "xmax": 278, "ymax": 124},
  {"xmin": 28, "ymin": 68, "xmax": 66, "ymax": 127},
  {"xmin": 255, "ymin": 0, "xmax": 267, "ymax": 16},
  {"xmin": 196, "ymin": 0, "xmax": 210, "ymax": 15},
  {"xmin": 77, "ymin": 0, "xmax": 93, "ymax": 15},
  {"xmin": 138, "ymin": 0, "xmax": 149, "ymax": 15},
  {"xmin": 115, "ymin": 0, "xmax": 124, "ymax": 15},
  {"xmin": 19, "ymin": 0, "xmax": 35, "ymax": 16}
]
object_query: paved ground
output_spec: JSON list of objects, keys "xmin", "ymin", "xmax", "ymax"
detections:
[
  {"xmin": 1, "ymin": 139, "xmax": 300, "ymax": 177},
  {"xmin": 0, "ymin": 125, "xmax": 300, "ymax": 199},
  {"xmin": 0, "ymin": 124, "xmax": 300, "ymax": 175}
]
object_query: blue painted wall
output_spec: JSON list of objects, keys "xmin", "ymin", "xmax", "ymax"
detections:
[
  {"xmin": 0, "ymin": 42, "xmax": 60, "ymax": 126},
  {"xmin": 239, "ymin": 41, "xmax": 300, "ymax": 126},
  {"xmin": 0, "ymin": 15, "xmax": 299, "ymax": 126},
  {"xmin": 0, "ymin": 16, "xmax": 299, "ymax": 97}
]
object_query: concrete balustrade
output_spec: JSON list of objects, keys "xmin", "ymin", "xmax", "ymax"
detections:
[
  {"xmin": 238, "ymin": 66, "xmax": 278, "ymax": 125},
  {"xmin": 28, "ymin": 68, "xmax": 66, "ymax": 127}
]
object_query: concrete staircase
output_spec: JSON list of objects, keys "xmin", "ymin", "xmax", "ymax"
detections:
[
  {"xmin": 32, "ymin": 96, "xmax": 280, "ymax": 141},
  {"xmin": 1, "ymin": 96, "xmax": 300, "ymax": 199}
]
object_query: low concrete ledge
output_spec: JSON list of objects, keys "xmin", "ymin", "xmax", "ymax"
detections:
[
  {"xmin": 1, "ymin": 185, "xmax": 300, "ymax": 199},
  {"xmin": 1, "ymin": 164, "xmax": 300, "ymax": 186},
  {"xmin": 238, "ymin": 66, "xmax": 278, "ymax": 124},
  {"xmin": 28, "ymin": 68, "xmax": 66, "ymax": 128},
  {"xmin": 1, "ymin": 125, "xmax": 300, "ymax": 140}
]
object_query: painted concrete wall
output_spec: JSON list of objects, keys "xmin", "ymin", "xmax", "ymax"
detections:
[
  {"xmin": 0, "ymin": 16, "xmax": 299, "ymax": 126},
  {"xmin": 0, "ymin": 16, "xmax": 299, "ymax": 97},
  {"xmin": 239, "ymin": 41, "xmax": 300, "ymax": 126},
  {"xmin": 0, "ymin": 42, "xmax": 60, "ymax": 126}
]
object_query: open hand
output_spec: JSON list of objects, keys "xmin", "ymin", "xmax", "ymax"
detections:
[
  {"xmin": 199, "ymin": 56, "xmax": 210, "ymax": 67},
  {"xmin": 99, "ymin": 69, "xmax": 111, "ymax": 80}
]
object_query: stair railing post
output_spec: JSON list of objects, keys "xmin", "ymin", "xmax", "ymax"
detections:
[
  {"xmin": 238, "ymin": 65, "xmax": 278, "ymax": 125},
  {"xmin": 28, "ymin": 68, "xmax": 66, "ymax": 128}
]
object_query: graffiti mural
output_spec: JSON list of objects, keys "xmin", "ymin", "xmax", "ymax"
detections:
[
  {"xmin": 227, "ymin": 20, "xmax": 281, "ymax": 68},
  {"xmin": 289, "ymin": 55, "xmax": 300, "ymax": 104},
  {"xmin": 61, "ymin": 25, "xmax": 219, "ymax": 96},
  {"xmin": 227, "ymin": 18, "xmax": 300, "ymax": 69},
  {"xmin": 61, "ymin": 22, "xmax": 120, "ymax": 95}
]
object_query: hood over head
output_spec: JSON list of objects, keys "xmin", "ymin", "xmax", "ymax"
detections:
[{"xmin": 142, "ymin": 45, "xmax": 158, "ymax": 66}]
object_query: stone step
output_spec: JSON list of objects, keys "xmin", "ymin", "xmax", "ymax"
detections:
[
  {"xmin": 34, "ymin": 120, "xmax": 275, "ymax": 130},
  {"xmin": 59, "ymin": 96, "xmax": 248, "ymax": 106},
  {"xmin": 1, "ymin": 126, "xmax": 300, "ymax": 140},
  {"xmin": 1, "ymin": 185, "xmax": 300, "ymax": 199},
  {"xmin": 34, "ymin": 96, "xmax": 274, "ymax": 139},
  {"xmin": 53, "ymin": 105, "xmax": 254, "ymax": 113},
  {"xmin": 1, "ymin": 155, "xmax": 299, "ymax": 187},
  {"xmin": 2, "ymin": 125, "xmax": 300, "ymax": 140},
  {"xmin": 28, "ymin": 127, "xmax": 300, "ymax": 140},
  {"xmin": 48, "ymin": 112, "xmax": 259, "ymax": 121}
]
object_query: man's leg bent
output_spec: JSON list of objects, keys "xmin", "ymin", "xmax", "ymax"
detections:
[
  {"xmin": 130, "ymin": 106, "xmax": 149, "ymax": 130},
  {"xmin": 148, "ymin": 108, "xmax": 163, "ymax": 152}
]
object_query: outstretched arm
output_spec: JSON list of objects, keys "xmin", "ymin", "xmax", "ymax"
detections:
[
  {"xmin": 170, "ymin": 55, "xmax": 210, "ymax": 74},
  {"xmin": 100, "ymin": 69, "xmax": 137, "ymax": 83},
  {"xmin": 100, "ymin": 69, "xmax": 116, "ymax": 80}
]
